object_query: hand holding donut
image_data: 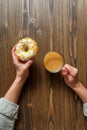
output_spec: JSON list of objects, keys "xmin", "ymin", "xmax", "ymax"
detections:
[
  {"xmin": 12, "ymin": 46, "xmax": 34, "ymax": 81},
  {"xmin": 12, "ymin": 37, "xmax": 38, "ymax": 81},
  {"xmin": 61, "ymin": 64, "xmax": 79, "ymax": 89}
]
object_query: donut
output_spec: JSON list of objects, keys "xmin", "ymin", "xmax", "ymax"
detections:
[{"xmin": 15, "ymin": 37, "xmax": 38, "ymax": 61}]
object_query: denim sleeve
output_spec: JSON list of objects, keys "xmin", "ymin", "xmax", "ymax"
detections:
[
  {"xmin": 83, "ymin": 103, "xmax": 87, "ymax": 117},
  {"xmin": 0, "ymin": 98, "xmax": 19, "ymax": 130}
]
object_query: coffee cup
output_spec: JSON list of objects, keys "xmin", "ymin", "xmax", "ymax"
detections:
[{"xmin": 44, "ymin": 51, "xmax": 64, "ymax": 73}]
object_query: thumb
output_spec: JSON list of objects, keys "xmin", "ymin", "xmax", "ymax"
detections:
[{"xmin": 25, "ymin": 59, "xmax": 34, "ymax": 68}]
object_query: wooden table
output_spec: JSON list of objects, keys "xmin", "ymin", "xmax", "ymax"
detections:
[{"xmin": 0, "ymin": 0, "xmax": 87, "ymax": 130}]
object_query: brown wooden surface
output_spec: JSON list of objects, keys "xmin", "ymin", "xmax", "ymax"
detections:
[{"xmin": 0, "ymin": 0, "xmax": 87, "ymax": 130}]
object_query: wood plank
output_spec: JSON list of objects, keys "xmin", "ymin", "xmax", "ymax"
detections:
[{"xmin": 0, "ymin": 0, "xmax": 87, "ymax": 130}]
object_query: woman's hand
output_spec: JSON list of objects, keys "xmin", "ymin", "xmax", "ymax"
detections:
[
  {"xmin": 11, "ymin": 46, "xmax": 34, "ymax": 81},
  {"xmin": 61, "ymin": 64, "xmax": 79, "ymax": 89}
]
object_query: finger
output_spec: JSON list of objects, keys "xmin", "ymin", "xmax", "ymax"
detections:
[
  {"xmin": 64, "ymin": 64, "xmax": 78, "ymax": 77},
  {"xmin": 11, "ymin": 46, "xmax": 19, "ymax": 64},
  {"xmin": 11, "ymin": 45, "xmax": 16, "ymax": 53},
  {"xmin": 61, "ymin": 66, "xmax": 69, "ymax": 77},
  {"xmin": 64, "ymin": 75, "xmax": 72, "ymax": 85},
  {"xmin": 25, "ymin": 58, "xmax": 34, "ymax": 68}
]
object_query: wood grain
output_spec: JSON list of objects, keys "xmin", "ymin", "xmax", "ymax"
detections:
[{"xmin": 0, "ymin": 0, "xmax": 87, "ymax": 130}]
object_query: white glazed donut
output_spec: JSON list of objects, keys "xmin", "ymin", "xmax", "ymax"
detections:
[{"xmin": 15, "ymin": 37, "xmax": 38, "ymax": 61}]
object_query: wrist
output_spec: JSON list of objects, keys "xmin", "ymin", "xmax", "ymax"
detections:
[
  {"xmin": 71, "ymin": 82, "xmax": 87, "ymax": 103},
  {"xmin": 71, "ymin": 82, "xmax": 86, "ymax": 94},
  {"xmin": 71, "ymin": 81, "xmax": 81, "ymax": 91},
  {"xmin": 15, "ymin": 75, "xmax": 26, "ymax": 83}
]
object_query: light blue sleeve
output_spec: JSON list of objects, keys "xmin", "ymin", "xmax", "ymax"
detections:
[
  {"xmin": 0, "ymin": 98, "xmax": 19, "ymax": 130},
  {"xmin": 83, "ymin": 103, "xmax": 87, "ymax": 117}
]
